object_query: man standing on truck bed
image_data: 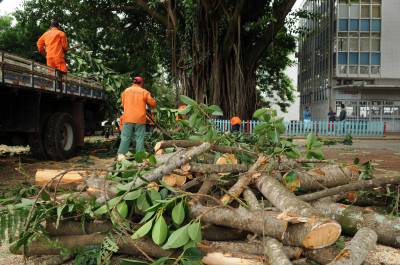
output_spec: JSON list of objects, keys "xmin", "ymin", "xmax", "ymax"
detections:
[
  {"xmin": 117, "ymin": 76, "xmax": 156, "ymax": 161},
  {"xmin": 37, "ymin": 20, "xmax": 68, "ymax": 72}
]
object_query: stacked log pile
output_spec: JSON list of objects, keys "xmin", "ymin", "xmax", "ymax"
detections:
[{"xmin": 10, "ymin": 139, "xmax": 400, "ymax": 264}]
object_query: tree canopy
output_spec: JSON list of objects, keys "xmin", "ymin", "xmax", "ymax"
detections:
[{"xmin": 1, "ymin": 0, "xmax": 299, "ymax": 118}]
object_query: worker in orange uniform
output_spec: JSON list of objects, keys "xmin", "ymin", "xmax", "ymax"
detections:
[
  {"xmin": 230, "ymin": 116, "xmax": 241, "ymax": 132},
  {"xmin": 176, "ymin": 104, "xmax": 187, "ymax": 121},
  {"xmin": 117, "ymin": 76, "xmax": 156, "ymax": 161},
  {"xmin": 37, "ymin": 20, "xmax": 68, "ymax": 72}
]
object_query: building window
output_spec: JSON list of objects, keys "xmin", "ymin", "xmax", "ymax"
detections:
[
  {"xmin": 339, "ymin": 5, "xmax": 349, "ymax": 18},
  {"xmin": 360, "ymin": 38, "xmax": 370, "ymax": 51},
  {"xmin": 339, "ymin": 19, "xmax": 348, "ymax": 31},
  {"xmin": 339, "ymin": 65, "xmax": 348, "ymax": 74},
  {"xmin": 361, "ymin": 5, "xmax": 370, "ymax": 18},
  {"xmin": 360, "ymin": 52, "xmax": 370, "ymax": 64},
  {"xmin": 349, "ymin": 66, "xmax": 358, "ymax": 74},
  {"xmin": 371, "ymin": 39, "xmax": 380, "ymax": 51},
  {"xmin": 349, "ymin": 19, "xmax": 359, "ymax": 31},
  {"xmin": 339, "ymin": 38, "xmax": 348, "ymax": 51},
  {"xmin": 360, "ymin": 66, "xmax": 369, "ymax": 74},
  {"xmin": 338, "ymin": 52, "xmax": 348, "ymax": 64},
  {"xmin": 371, "ymin": 20, "xmax": 381, "ymax": 32},
  {"xmin": 371, "ymin": 6, "xmax": 381, "ymax": 18},
  {"xmin": 371, "ymin": 53, "xmax": 381, "ymax": 65},
  {"xmin": 349, "ymin": 52, "xmax": 359, "ymax": 64},
  {"xmin": 349, "ymin": 38, "xmax": 359, "ymax": 51},
  {"xmin": 350, "ymin": 5, "xmax": 360, "ymax": 18},
  {"xmin": 360, "ymin": 19, "xmax": 370, "ymax": 31},
  {"xmin": 371, "ymin": 66, "xmax": 380, "ymax": 74}
]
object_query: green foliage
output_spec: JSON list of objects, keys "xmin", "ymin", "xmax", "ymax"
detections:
[
  {"xmin": 305, "ymin": 133, "xmax": 325, "ymax": 160},
  {"xmin": 354, "ymin": 159, "xmax": 374, "ymax": 180},
  {"xmin": 343, "ymin": 134, "xmax": 353, "ymax": 145}
]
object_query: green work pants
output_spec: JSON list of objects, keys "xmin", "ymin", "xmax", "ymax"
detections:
[{"xmin": 117, "ymin": 123, "xmax": 145, "ymax": 155}]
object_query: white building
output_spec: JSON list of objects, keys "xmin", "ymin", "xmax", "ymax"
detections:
[{"xmin": 298, "ymin": 0, "xmax": 400, "ymax": 132}]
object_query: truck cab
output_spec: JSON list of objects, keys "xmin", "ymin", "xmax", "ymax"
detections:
[{"xmin": 0, "ymin": 51, "xmax": 105, "ymax": 160}]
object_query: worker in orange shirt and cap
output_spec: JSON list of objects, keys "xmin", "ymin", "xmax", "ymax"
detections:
[
  {"xmin": 117, "ymin": 76, "xmax": 156, "ymax": 161},
  {"xmin": 176, "ymin": 104, "xmax": 187, "ymax": 121},
  {"xmin": 230, "ymin": 116, "xmax": 241, "ymax": 132},
  {"xmin": 37, "ymin": 20, "xmax": 68, "ymax": 72}
]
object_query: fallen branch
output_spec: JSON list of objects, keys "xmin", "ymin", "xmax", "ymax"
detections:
[
  {"xmin": 188, "ymin": 163, "xmax": 248, "ymax": 174},
  {"xmin": 299, "ymin": 176, "xmax": 400, "ymax": 202},
  {"xmin": 243, "ymin": 188, "xmax": 262, "ymax": 211},
  {"xmin": 328, "ymin": 227, "xmax": 377, "ymax": 265},
  {"xmin": 154, "ymin": 140, "xmax": 257, "ymax": 156},
  {"xmin": 263, "ymin": 237, "xmax": 293, "ymax": 265},
  {"xmin": 313, "ymin": 199, "xmax": 400, "ymax": 247},
  {"xmin": 256, "ymin": 174, "xmax": 341, "ymax": 249},
  {"xmin": 221, "ymin": 156, "xmax": 267, "ymax": 205}
]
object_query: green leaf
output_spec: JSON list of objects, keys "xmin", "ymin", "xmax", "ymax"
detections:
[
  {"xmin": 148, "ymin": 155, "xmax": 157, "ymax": 165},
  {"xmin": 183, "ymin": 247, "xmax": 203, "ymax": 260},
  {"xmin": 94, "ymin": 196, "xmax": 121, "ymax": 216},
  {"xmin": 148, "ymin": 190, "xmax": 161, "ymax": 203},
  {"xmin": 137, "ymin": 193, "xmax": 151, "ymax": 211},
  {"xmin": 150, "ymin": 257, "xmax": 170, "ymax": 265},
  {"xmin": 120, "ymin": 259, "xmax": 149, "ymax": 265},
  {"xmin": 187, "ymin": 222, "xmax": 202, "ymax": 242},
  {"xmin": 162, "ymin": 224, "xmax": 190, "ymax": 249},
  {"xmin": 117, "ymin": 201, "xmax": 128, "ymax": 218},
  {"xmin": 207, "ymin": 105, "xmax": 223, "ymax": 116},
  {"xmin": 253, "ymin": 108, "xmax": 268, "ymax": 119},
  {"xmin": 140, "ymin": 211, "xmax": 156, "ymax": 224},
  {"xmin": 306, "ymin": 133, "xmax": 317, "ymax": 150},
  {"xmin": 172, "ymin": 201, "xmax": 185, "ymax": 225},
  {"xmin": 307, "ymin": 150, "xmax": 325, "ymax": 160},
  {"xmin": 21, "ymin": 198, "xmax": 34, "ymax": 207},
  {"xmin": 152, "ymin": 216, "xmax": 168, "ymax": 245},
  {"xmin": 286, "ymin": 150, "xmax": 301, "ymax": 159},
  {"xmin": 178, "ymin": 105, "xmax": 192, "ymax": 115},
  {"xmin": 188, "ymin": 113, "xmax": 199, "ymax": 128},
  {"xmin": 124, "ymin": 190, "xmax": 142, "ymax": 201},
  {"xmin": 179, "ymin": 95, "xmax": 197, "ymax": 106},
  {"xmin": 41, "ymin": 191, "xmax": 50, "ymax": 201},
  {"xmin": 270, "ymin": 129, "xmax": 279, "ymax": 144},
  {"xmin": 131, "ymin": 218, "xmax": 154, "ymax": 240},
  {"xmin": 56, "ymin": 204, "xmax": 66, "ymax": 228}
]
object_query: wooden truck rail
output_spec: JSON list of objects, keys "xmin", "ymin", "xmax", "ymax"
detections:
[{"xmin": 0, "ymin": 51, "xmax": 104, "ymax": 100}]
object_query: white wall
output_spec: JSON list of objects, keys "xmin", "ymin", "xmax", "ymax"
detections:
[{"xmin": 381, "ymin": 0, "xmax": 400, "ymax": 79}]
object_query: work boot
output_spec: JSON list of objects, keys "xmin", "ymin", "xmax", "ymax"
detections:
[{"xmin": 117, "ymin": 154, "xmax": 126, "ymax": 162}]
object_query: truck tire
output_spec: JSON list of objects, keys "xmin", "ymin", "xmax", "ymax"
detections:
[{"xmin": 44, "ymin": 112, "xmax": 77, "ymax": 160}]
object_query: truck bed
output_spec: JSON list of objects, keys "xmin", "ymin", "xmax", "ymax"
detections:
[{"xmin": 0, "ymin": 51, "xmax": 104, "ymax": 100}]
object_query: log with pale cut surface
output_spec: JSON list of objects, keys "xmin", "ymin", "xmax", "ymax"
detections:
[
  {"xmin": 256, "ymin": 174, "xmax": 341, "ymax": 249},
  {"xmin": 327, "ymin": 227, "xmax": 377, "ymax": 265}
]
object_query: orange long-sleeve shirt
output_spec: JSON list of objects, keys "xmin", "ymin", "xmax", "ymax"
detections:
[
  {"xmin": 230, "ymin": 116, "xmax": 241, "ymax": 126},
  {"xmin": 37, "ymin": 27, "xmax": 68, "ymax": 59},
  {"xmin": 121, "ymin": 84, "xmax": 156, "ymax": 124}
]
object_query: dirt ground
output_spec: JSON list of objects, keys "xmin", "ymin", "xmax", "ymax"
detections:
[{"xmin": 0, "ymin": 137, "xmax": 399, "ymax": 264}]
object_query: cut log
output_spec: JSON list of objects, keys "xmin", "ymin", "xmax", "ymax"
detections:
[
  {"xmin": 263, "ymin": 237, "xmax": 293, "ymax": 265},
  {"xmin": 202, "ymin": 253, "xmax": 263, "ymax": 265},
  {"xmin": 256, "ymin": 174, "xmax": 341, "ymax": 249},
  {"xmin": 221, "ymin": 155, "xmax": 267, "ymax": 205},
  {"xmin": 46, "ymin": 220, "xmax": 111, "ymax": 236},
  {"xmin": 189, "ymin": 202, "xmax": 339, "ymax": 249},
  {"xmin": 312, "ymin": 200, "xmax": 400, "ymax": 248},
  {"xmin": 299, "ymin": 176, "xmax": 400, "ymax": 202},
  {"xmin": 243, "ymin": 188, "xmax": 262, "ymax": 211},
  {"xmin": 188, "ymin": 163, "xmax": 248, "ymax": 174},
  {"xmin": 327, "ymin": 227, "xmax": 377, "ymax": 265},
  {"xmin": 162, "ymin": 173, "xmax": 187, "ymax": 187},
  {"xmin": 120, "ymin": 142, "xmax": 211, "ymax": 189},
  {"xmin": 35, "ymin": 169, "xmax": 88, "ymax": 189},
  {"xmin": 10, "ymin": 234, "xmax": 172, "ymax": 257},
  {"xmin": 198, "ymin": 241, "xmax": 302, "ymax": 259},
  {"xmin": 282, "ymin": 165, "xmax": 358, "ymax": 192},
  {"xmin": 154, "ymin": 140, "xmax": 256, "ymax": 156}
]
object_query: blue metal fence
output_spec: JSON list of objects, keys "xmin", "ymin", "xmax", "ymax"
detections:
[{"xmin": 212, "ymin": 119, "xmax": 385, "ymax": 136}]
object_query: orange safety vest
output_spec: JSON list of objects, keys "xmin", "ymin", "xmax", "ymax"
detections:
[
  {"xmin": 121, "ymin": 84, "xmax": 156, "ymax": 124},
  {"xmin": 230, "ymin": 116, "xmax": 241, "ymax": 126}
]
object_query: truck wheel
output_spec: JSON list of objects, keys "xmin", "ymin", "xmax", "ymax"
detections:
[
  {"xmin": 28, "ymin": 133, "xmax": 48, "ymax": 160},
  {"xmin": 44, "ymin": 113, "xmax": 77, "ymax": 160}
]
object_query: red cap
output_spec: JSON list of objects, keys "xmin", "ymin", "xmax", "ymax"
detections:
[{"xmin": 133, "ymin": 76, "xmax": 144, "ymax": 86}]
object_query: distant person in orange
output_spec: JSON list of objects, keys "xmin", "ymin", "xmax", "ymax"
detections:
[
  {"xmin": 117, "ymin": 76, "xmax": 156, "ymax": 161},
  {"xmin": 230, "ymin": 116, "xmax": 241, "ymax": 132},
  {"xmin": 176, "ymin": 104, "xmax": 187, "ymax": 121},
  {"xmin": 37, "ymin": 20, "xmax": 68, "ymax": 72}
]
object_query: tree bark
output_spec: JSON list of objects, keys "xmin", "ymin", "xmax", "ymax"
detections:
[
  {"xmin": 243, "ymin": 188, "xmax": 262, "ymax": 211},
  {"xmin": 263, "ymin": 237, "xmax": 293, "ymax": 265},
  {"xmin": 256, "ymin": 174, "xmax": 341, "ymax": 249},
  {"xmin": 282, "ymin": 165, "xmax": 358, "ymax": 192},
  {"xmin": 221, "ymin": 156, "xmax": 267, "ymax": 205},
  {"xmin": 298, "ymin": 176, "xmax": 400, "ymax": 202},
  {"xmin": 154, "ymin": 140, "xmax": 256, "ymax": 156},
  {"xmin": 327, "ymin": 227, "xmax": 377, "ymax": 265},
  {"xmin": 188, "ymin": 163, "xmax": 248, "ymax": 174},
  {"xmin": 131, "ymin": 142, "xmax": 211, "ymax": 187},
  {"xmin": 198, "ymin": 241, "xmax": 302, "ymax": 259},
  {"xmin": 46, "ymin": 220, "xmax": 112, "ymax": 236},
  {"xmin": 312, "ymin": 200, "xmax": 400, "ymax": 248}
]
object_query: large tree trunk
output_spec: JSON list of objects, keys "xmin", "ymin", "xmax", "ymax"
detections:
[
  {"xmin": 256, "ymin": 174, "xmax": 341, "ymax": 249},
  {"xmin": 327, "ymin": 227, "xmax": 377, "ymax": 265},
  {"xmin": 312, "ymin": 200, "xmax": 400, "ymax": 248}
]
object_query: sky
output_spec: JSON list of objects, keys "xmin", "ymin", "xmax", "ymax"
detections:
[{"xmin": 0, "ymin": 0, "xmax": 304, "ymax": 120}]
